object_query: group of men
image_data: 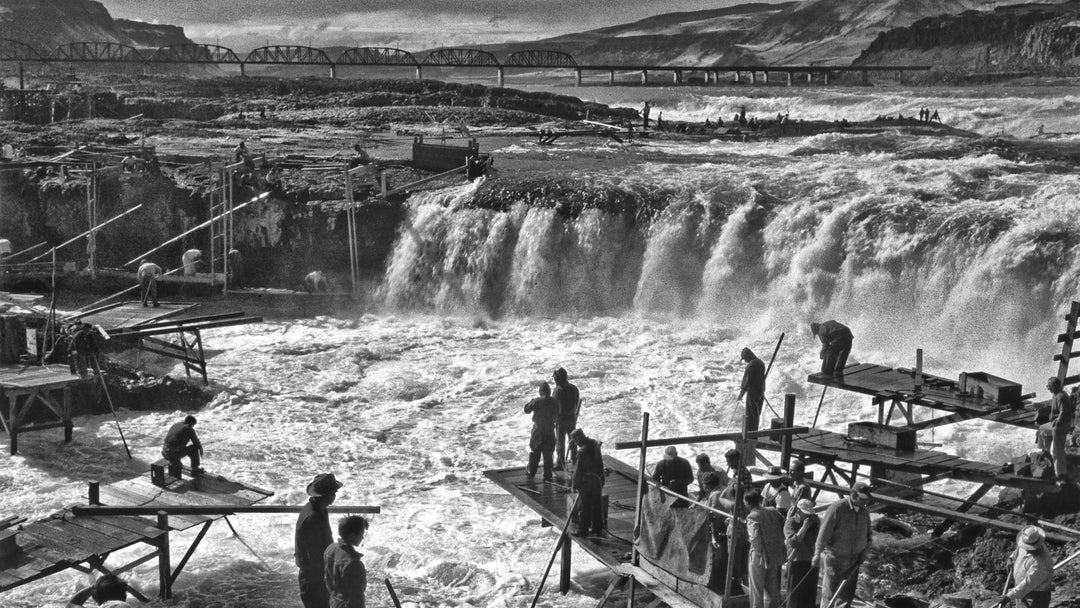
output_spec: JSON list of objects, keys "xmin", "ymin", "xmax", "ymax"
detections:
[{"xmin": 156, "ymin": 419, "xmax": 369, "ymax": 608}]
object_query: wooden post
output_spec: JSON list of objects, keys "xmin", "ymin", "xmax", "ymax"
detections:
[
  {"xmin": 915, "ymin": 348, "xmax": 923, "ymax": 393},
  {"xmin": 63, "ymin": 386, "xmax": 72, "ymax": 443},
  {"xmin": 8, "ymin": 394, "xmax": 16, "ymax": 455},
  {"xmin": 781, "ymin": 394, "xmax": 795, "ymax": 470},
  {"xmin": 88, "ymin": 481, "xmax": 99, "ymax": 505},
  {"xmin": 559, "ymin": 534, "xmax": 571, "ymax": 593},
  {"xmin": 629, "ymin": 412, "xmax": 650, "ymax": 608},
  {"xmin": 157, "ymin": 511, "xmax": 171, "ymax": 599}
]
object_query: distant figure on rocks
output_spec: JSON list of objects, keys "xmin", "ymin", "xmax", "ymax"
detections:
[
  {"xmin": 234, "ymin": 141, "xmax": 248, "ymax": 163},
  {"xmin": 654, "ymin": 445, "xmax": 694, "ymax": 507},
  {"xmin": 523, "ymin": 381, "xmax": 559, "ymax": 481},
  {"xmin": 641, "ymin": 102, "xmax": 651, "ymax": 130},
  {"xmin": 656, "ymin": 112, "xmax": 664, "ymax": 131},
  {"xmin": 324, "ymin": 515, "xmax": 369, "ymax": 608},
  {"xmin": 161, "ymin": 415, "xmax": 203, "ymax": 475},
  {"xmin": 810, "ymin": 320, "xmax": 853, "ymax": 375},
  {"xmin": 351, "ymin": 143, "xmax": 371, "ymax": 166},
  {"xmin": 137, "ymin": 259, "xmax": 161, "ymax": 307},
  {"xmin": 552, "ymin": 367, "xmax": 580, "ymax": 471},
  {"xmin": 739, "ymin": 347, "xmax": 766, "ymax": 432},
  {"xmin": 930, "ymin": 109, "xmax": 941, "ymax": 123},
  {"xmin": 1002, "ymin": 526, "xmax": 1053, "ymax": 608},
  {"xmin": 182, "ymin": 249, "xmax": 202, "ymax": 276},
  {"xmin": 570, "ymin": 428, "xmax": 606, "ymax": 537},
  {"xmin": 304, "ymin": 270, "xmax": 329, "ymax": 293},
  {"xmin": 121, "ymin": 154, "xmax": 138, "ymax": 173},
  {"xmin": 296, "ymin": 473, "xmax": 343, "ymax": 608},
  {"xmin": 1037, "ymin": 376, "xmax": 1073, "ymax": 481}
]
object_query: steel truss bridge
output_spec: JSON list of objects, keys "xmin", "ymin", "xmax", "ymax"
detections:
[{"xmin": 0, "ymin": 39, "xmax": 931, "ymax": 86}]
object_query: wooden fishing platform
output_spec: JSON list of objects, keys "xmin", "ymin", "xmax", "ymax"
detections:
[
  {"xmin": 70, "ymin": 301, "xmax": 262, "ymax": 385},
  {"xmin": 0, "ymin": 364, "xmax": 87, "ymax": 455},
  {"xmin": 0, "ymin": 468, "xmax": 274, "ymax": 599},
  {"xmin": 807, "ymin": 363, "xmax": 1040, "ymax": 431}
]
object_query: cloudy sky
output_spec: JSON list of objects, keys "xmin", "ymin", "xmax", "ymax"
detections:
[{"xmin": 98, "ymin": 0, "xmax": 760, "ymax": 51}]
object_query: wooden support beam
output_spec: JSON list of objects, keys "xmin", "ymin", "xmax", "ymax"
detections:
[
  {"xmin": 560, "ymin": 531, "xmax": 571, "ymax": 594},
  {"xmin": 169, "ymin": 520, "xmax": 212, "ymax": 586},
  {"xmin": 157, "ymin": 511, "xmax": 171, "ymax": 599},
  {"xmin": 594, "ymin": 574, "xmax": 629, "ymax": 608},
  {"xmin": 614, "ymin": 426, "xmax": 809, "ymax": 450},
  {"xmin": 72, "ymin": 504, "xmax": 382, "ymax": 516},
  {"xmin": 931, "ymin": 484, "xmax": 992, "ymax": 537}
]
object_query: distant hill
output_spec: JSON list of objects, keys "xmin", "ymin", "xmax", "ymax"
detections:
[
  {"xmin": 0, "ymin": 0, "xmax": 192, "ymax": 53},
  {"xmin": 485, "ymin": 0, "xmax": 1067, "ymax": 66}
]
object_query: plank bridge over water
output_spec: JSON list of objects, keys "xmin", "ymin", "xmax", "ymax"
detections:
[{"xmin": 0, "ymin": 38, "xmax": 930, "ymax": 86}]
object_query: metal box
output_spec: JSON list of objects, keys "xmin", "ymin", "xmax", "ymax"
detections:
[
  {"xmin": 847, "ymin": 421, "xmax": 917, "ymax": 451},
  {"xmin": 959, "ymin": 372, "xmax": 1022, "ymax": 404}
]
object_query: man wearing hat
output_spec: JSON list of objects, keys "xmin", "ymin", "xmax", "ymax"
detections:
[
  {"xmin": 785, "ymin": 498, "xmax": 820, "ymax": 608},
  {"xmin": 654, "ymin": 445, "xmax": 694, "ymax": 508},
  {"xmin": 295, "ymin": 473, "xmax": 343, "ymax": 608},
  {"xmin": 810, "ymin": 320, "xmax": 853, "ymax": 375},
  {"xmin": 570, "ymin": 428, "xmax": 606, "ymax": 537},
  {"xmin": 739, "ymin": 347, "xmax": 766, "ymax": 432},
  {"xmin": 813, "ymin": 482, "xmax": 872, "ymax": 608},
  {"xmin": 552, "ymin": 367, "xmax": 580, "ymax": 471},
  {"xmin": 1003, "ymin": 526, "xmax": 1053, "ymax": 608},
  {"xmin": 762, "ymin": 466, "xmax": 792, "ymax": 511}
]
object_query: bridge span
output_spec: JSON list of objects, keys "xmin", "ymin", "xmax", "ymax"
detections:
[{"xmin": 0, "ymin": 39, "xmax": 931, "ymax": 86}]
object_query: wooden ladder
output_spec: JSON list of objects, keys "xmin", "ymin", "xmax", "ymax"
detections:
[{"xmin": 1055, "ymin": 301, "xmax": 1080, "ymax": 387}]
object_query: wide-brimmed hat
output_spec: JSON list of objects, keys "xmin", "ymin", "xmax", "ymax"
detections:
[
  {"xmin": 663, "ymin": 446, "xmax": 678, "ymax": 460},
  {"xmin": 306, "ymin": 473, "xmax": 343, "ymax": 497},
  {"xmin": 797, "ymin": 498, "xmax": 815, "ymax": 514},
  {"xmin": 765, "ymin": 466, "xmax": 786, "ymax": 480},
  {"xmin": 1018, "ymin": 526, "xmax": 1045, "ymax": 551}
]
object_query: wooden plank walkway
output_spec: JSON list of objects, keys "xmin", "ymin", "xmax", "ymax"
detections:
[
  {"xmin": 72, "ymin": 301, "xmax": 196, "ymax": 331},
  {"xmin": 756, "ymin": 427, "xmax": 1056, "ymax": 491},
  {"xmin": 0, "ymin": 468, "xmax": 273, "ymax": 593},
  {"xmin": 484, "ymin": 455, "xmax": 638, "ymax": 570},
  {"xmin": 0, "ymin": 365, "xmax": 79, "ymax": 391},
  {"xmin": 0, "ymin": 364, "xmax": 85, "ymax": 454}
]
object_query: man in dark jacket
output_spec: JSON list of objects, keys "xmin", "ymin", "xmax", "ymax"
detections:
[
  {"xmin": 552, "ymin": 367, "xmax": 580, "ymax": 471},
  {"xmin": 654, "ymin": 445, "xmax": 695, "ymax": 507},
  {"xmin": 324, "ymin": 515, "xmax": 369, "ymax": 608},
  {"xmin": 738, "ymin": 347, "xmax": 766, "ymax": 432},
  {"xmin": 161, "ymin": 415, "xmax": 203, "ymax": 475},
  {"xmin": 746, "ymin": 489, "xmax": 786, "ymax": 608},
  {"xmin": 524, "ymin": 382, "xmax": 559, "ymax": 481},
  {"xmin": 296, "ymin": 473, "xmax": 343, "ymax": 608},
  {"xmin": 810, "ymin": 321, "xmax": 853, "ymax": 375},
  {"xmin": 570, "ymin": 428, "xmax": 605, "ymax": 537},
  {"xmin": 813, "ymin": 482, "xmax": 872, "ymax": 608}
]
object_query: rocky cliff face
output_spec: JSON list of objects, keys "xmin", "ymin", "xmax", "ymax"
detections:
[
  {"xmin": 0, "ymin": 0, "xmax": 190, "ymax": 52},
  {"xmin": 854, "ymin": 2, "xmax": 1080, "ymax": 69}
]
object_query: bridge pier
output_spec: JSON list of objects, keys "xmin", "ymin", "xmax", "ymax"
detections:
[
  {"xmin": 497, "ymin": 67, "xmax": 504, "ymax": 87},
  {"xmin": 608, "ymin": 69, "xmax": 615, "ymax": 85},
  {"xmin": 416, "ymin": 66, "xmax": 423, "ymax": 80},
  {"xmin": 673, "ymin": 70, "xmax": 681, "ymax": 84},
  {"xmin": 750, "ymin": 71, "xmax": 756, "ymax": 85},
  {"xmin": 240, "ymin": 63, "xmax": 245, "ymax": 77},
  {"xmin": 897, "ymin": 69, "xmax": 904, "ymax": 84},
  {"xmin": 807, "ymin": 71, "xmax": 812, "ymax": 84},
  {"xmin": 861, "ymin": 69, "xmax": 869, "ymax": 85},
  {"xmin": 641, "ymin": 69, "xmax": 648, "ymax": 85},
  {"xmin": 824, "ymin": 71, "xmax": 831, "ymax": 85},
  {"xmin": 733, "ymin": 71, "xmax": 741, "ymax": 84},
  {"xmin": 786, "ymin": 71, "xmax": 793, "ymax": 86},
  {"xmin": 330, "ymin": 64, "xmax": 337, "ymax": 79},
  {"xmin": 575, "ymin": 69, "xmax": 583, "ymax": 87},
  {"xmin": 762, "ymin": 71, "xmax": 769, "ymax": 84}
]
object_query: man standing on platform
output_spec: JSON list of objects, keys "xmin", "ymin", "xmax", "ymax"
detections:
[
  {"xmin": 570, "ymin": 428, "xmax": 605, "ymax": 537},
  {"xmin": 813, "ymin": 482, "xmax": 872, "ymax": 608},
  {"xmin": 296, "ymin": 473, "xmax": 343, "ymax": 608},
  {"xmin": 137, "ymin": 259, "xmax": 161, "ymax": 307},
  {"xmin": 745, "ymin": 489, "xmax": 786, "ymax": 608},
  {"xmin": 810, "ymin": 320, "xmax": 853, "ymax": 375},
  {"xmin": 552, "ymin": 367, "xmax": 580, "ymax": 471},
  {"xmin": 739, "ymin": 347, "xmax": 766, "ymax": 432},
  {"xmin": 523, "ymin": 382, "xmax": 559, "ymax": 482},
  {"xmin": 161, "ymin": 415, "xmax": 203, "ymax": 475},
  {"xmin": 1038, "ymin": 376, "xmax": 1074, "ymax": 481}
]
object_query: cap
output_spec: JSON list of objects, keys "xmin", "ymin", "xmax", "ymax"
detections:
[
  {"xmin": 1018, "ymin": 526, "xmax": 1045, "ymax": 551},
  {"xmin": 850, "ymin": 481, "xmax": 871, "ymax": 499},
  {"xmin": 306, "ymin": 473, "xmax": 343, "ymax": 497},
  {"xmin": 663, "ymin": 446, "xmax": 678, "ymax": 460},
  {"xmin": 765, "ymin": 466, "xmax": 785, "ymax": 480},
  {"xmin": 797, "ymin": 498, "xmax": 815, "ymax": 514}
]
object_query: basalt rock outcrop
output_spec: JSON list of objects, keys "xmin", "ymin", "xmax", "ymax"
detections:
[
  {"xmin": 0, "ymin": 0, "xmax": 191, "ymax": 52},
  {"xmin": 854, "ymin": 2, "xmax": 1080, "ymax": 71}
]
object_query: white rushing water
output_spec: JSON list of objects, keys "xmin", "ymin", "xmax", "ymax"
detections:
[{"xmin": 5, "ymin": 84, "xmax": 1079, "ymax": 607}]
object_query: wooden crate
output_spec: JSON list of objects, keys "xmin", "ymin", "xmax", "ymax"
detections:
[
  {"xmin": 847, "ymin": 421, "xmax": 917, "ymax": 451},
  {"xmin": 959, "ymin": 372, "xmax": 1022, "ymax": 404}
]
